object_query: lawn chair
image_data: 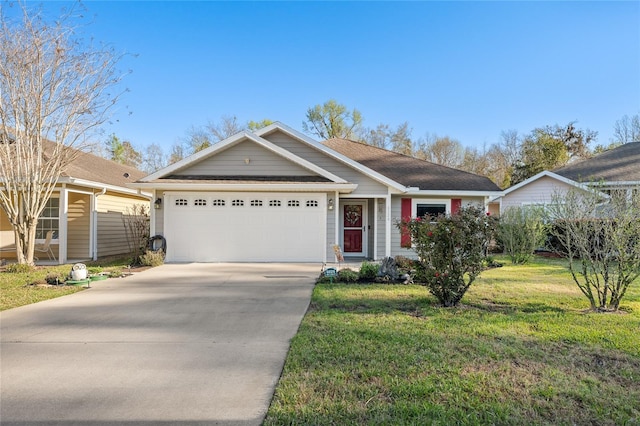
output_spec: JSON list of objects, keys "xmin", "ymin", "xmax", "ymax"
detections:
[{"xmin": 35, "ymin": 230, "xmax": 56, "ymax": 261}]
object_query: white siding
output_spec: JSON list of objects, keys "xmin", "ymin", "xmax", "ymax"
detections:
[
  {"xmin": 325, "ymin": 192, "xmax": 337, "ymax": 261},
  {"xmin": 501, "ymin": 176, "xmax": 574, "ymax": 212},
  {"xmin": 265, "ymin": 131, "xmax": 389, "ymax": 195},
  {"xmin": 176, "ymin": 140, "xmax": 315, "ymax": 177},
  {"xmin": 375, "ymin": 198, "xmax": 387, "ymax": 260}
]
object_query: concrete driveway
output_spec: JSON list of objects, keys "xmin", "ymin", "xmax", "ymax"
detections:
[{"xmin": 0, "ymin": 263, "xmax": 318, "ymax": 425}]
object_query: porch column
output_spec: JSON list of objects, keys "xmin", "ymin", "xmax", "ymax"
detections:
[
  {"xmin": 373, "ymin": 198, "xmax": 378, "ymax": 260},
  {"xmin": 59, "ymin": 186, "xmax": 68, "ymax": 264},
  {"xmin": 385, "ymin": 193, "xmax": 392, "ymax": 258},
  {"xmin": 333, "ymin": 191, "xmax": 339, "ymax": 260}
]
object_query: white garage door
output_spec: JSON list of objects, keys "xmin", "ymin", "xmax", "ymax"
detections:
[{"xmin": 163, "ymin": 192, "xmax": 326, "ymax": 262}]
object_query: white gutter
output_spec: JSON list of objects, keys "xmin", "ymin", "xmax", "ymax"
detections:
[
  {"xmin": 58, "ymin": 177, "xmax": 153, "ymax": 198},
  {"xmin": 128, "ymin": 182, "xmax": 359, "ymax": 193},
  {"xmin": 404, "ymin": 189, "xmax": 504, "ymax": 197}
]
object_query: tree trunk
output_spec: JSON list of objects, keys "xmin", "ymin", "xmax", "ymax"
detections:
[{"xmin": 12, "ymin": 219, "xmax": 37, "ymax": 265}]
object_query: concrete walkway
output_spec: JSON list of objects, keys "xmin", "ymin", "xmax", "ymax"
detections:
[{"xmin": 0, "ymin": 263, "xmax": 319, "ymax": 425}]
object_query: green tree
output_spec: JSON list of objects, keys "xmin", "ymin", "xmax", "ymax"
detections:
[
  {"xmin": 105, "ymin": 134, "xmax": 142, "ymax": 168},
  {"xmin": 512, "ymin": 130, "xmax": 569, "ymax": 183},
  {"xmin": 302, "ymin": 99, "xmax": 363, "ymax": 140},
  {"xmin": 247, "ymin": 119, "xmax": 274, "ymax": 131}
]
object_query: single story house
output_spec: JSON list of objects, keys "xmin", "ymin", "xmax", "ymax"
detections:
[
  {"xmin": 0, "ymin": 145, "xmax": 151, "ymax": 264},
  {"xmin": 129, "ymin": 122, "xmax": 501, "ymax": 263},
  {"xmin": 496, "ymin": 141, "xmax": 640, "ymax": 213}
]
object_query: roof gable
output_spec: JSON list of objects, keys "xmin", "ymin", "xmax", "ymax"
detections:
[
  {"xmin": 322, "ymin": 138, "xmax": 502, "ymax": 193},
  {"xmin": 141, "ymin": 129, "xmax": 347, "ymax": 184},
  {"xmin": 256, "ymin": 123, "xmax": 407, "ymax": 192},
  {"xmin": 502, "ymin": 170, "xmax": 589, "ymax": 196}
]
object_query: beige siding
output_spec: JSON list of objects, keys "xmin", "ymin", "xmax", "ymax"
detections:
[
  {"xmin": 265, "ymin": 131, "xmax": 389, "ymax": 195},
  {"xmin": 0, "ymin": 209, "xmax": 16, "ymax": 259},
  {"xmin": 501, "ymin": 176, "xmax": 574, "ymax": 212},
  {"xmin": 97, "ymin": 194, "xmax": 150, "ymax": 257},
  {"xmin": 176, "ymin": 140, "xmax": 315, "ymax": 177},
  {"xmin": 67, "ymin": 192, "xmax": 91, "ymax": 259}
]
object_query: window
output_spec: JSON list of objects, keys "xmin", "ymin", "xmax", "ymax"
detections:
[
  {"xmin": 175, "ymin": 198, "xmax": 188, "ymax": 206},
  {"xmin": 411, "ymin": 199, "xmax": 450, "ymax": 221},
  {"xmin": 306, "ymin": 200, "xmax": 319, "ymax": 207},
  {"xmin": 269, "ymin": 200, "xmax": 281, "ymax": 207},
  {"xmin": 250, "ymin": 200, "xmax": 263, "ymax": 207},
  {"xmin": 416, "ymin": 203, "xmax": 446, "ymax": 220},
  {"xmin": 36, "ymin": 197, "xmax": 59, "ymax": 240},
  {"xmin": 194, "ymin": 199, "xmax": 207, "ymax": 206},
  {"xmin": 287, "ymin": 200, "xmax": 300, "ymax": 207},
  {"xmin": 232, "ymin": 199, "xmax": 244, "ymax": 207},
  {"xmin": 212, "ymin": 199, "xmax": 225, "ymax": 206}
]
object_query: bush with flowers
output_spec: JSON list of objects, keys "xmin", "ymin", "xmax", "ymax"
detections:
[{"xmin": 397, "ymin": 205, "xmax": 497, "ymax": 307}]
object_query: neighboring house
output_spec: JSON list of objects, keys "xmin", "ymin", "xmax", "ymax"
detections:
[
  {"xmin": 129, "ymin": 122, "xmax": 501, "ymax": 263},
  {"xmin": 0, "ymin": 145, "xmax": 151, "ymax": 264},
  {"xmin": 496, "ymin": 141, "xmax": 640, "ymax": 213}
]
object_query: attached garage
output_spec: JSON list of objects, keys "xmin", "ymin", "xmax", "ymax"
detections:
[{"xmin": 163, "ymin": 192, "xmax": 326, "ymax": 262}]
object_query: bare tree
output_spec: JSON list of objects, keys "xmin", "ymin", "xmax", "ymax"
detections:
[
  {"xmin": 416, "ymin": 135, "xmax": 464, "ymax": 168},
  {"xmin": 122, "ymin": 204, "xmax": 150, "ymax": 264},
  {"xmin": 612, "ymin": 113, "xmax": 640, "ymax": 143},
  {"xmin": 141, "ymin": 143, "xmax": 166, "ymax": 174},
  {"xmin": 205, "ymin": 115, "xmax": 245, "ymax": 142},
  {"xmin": 547, "ymin": 187, "xmax": 640, "ymax": 311},
  {"xmin": 0, "ymin": 3, "xmax": 125, "ymax": 264}
]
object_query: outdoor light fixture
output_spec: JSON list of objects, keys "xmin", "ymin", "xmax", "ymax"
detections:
[
  {"xmin": 154, "ymin": 198, "xmax": 162, "ymax": 209},
  {"xmin": 244, "ymin": 158, "xmax": 250, "ymax": 165},
  {"xmin": 328, "ymin": 198, "xmax": 334, "ymax": 210}
]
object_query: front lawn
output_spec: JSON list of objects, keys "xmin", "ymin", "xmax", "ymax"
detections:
[
  {"xmin": 265, "ymin": 256, "xmax": 640, "ymax": 425},
  {"xmin": 0, "ymin": 258, "xmax": 138, "ymax": 311}
]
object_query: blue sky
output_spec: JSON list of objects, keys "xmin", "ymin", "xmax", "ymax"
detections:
[{"xmin": 26, "ymin": 1, "xmax": 640, "ymax": 152}]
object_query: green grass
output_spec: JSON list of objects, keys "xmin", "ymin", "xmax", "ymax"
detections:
[
  {"xmin": 0, "ymin": 257, "xmax": 134, "ymax": 311},
  {"xmin": 265, "ymin": 256, "xmax": 640, "ymax": 425}
]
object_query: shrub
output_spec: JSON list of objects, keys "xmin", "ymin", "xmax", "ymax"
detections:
[
  {"xmin": 44, "ymin": 272, "xmax": 67, "ymax": 285},
  {"xmin": 337, "ymin": 268, "xmax": 359, "ymax": 283},
  {"xmin": 497, "ymin": 206, "xmax": 547, "ymax": 264},
  {"xmin": 397, "ymin": 205, "xmax": 496, "ymax": 307},
  {"xmin": 87, "ymin": 266, "xmax": 103, "ymax": 274},
  {"xmin": 394, "ymin": 255, "xmax": 417, "ymax": 272},
  {"xmin": 5, "ymin": 263, "xmax": 33, "ymax": 273},
  {"xmin": 358, "ymin": 261, "xmax": 379, "ymax": 282},
  {"xmin": 139, "ymin": 250, "xmax": 165, "ymax": 267},
  {"xmin": 546, "ymin": 187, "xmax": 640, "ymax": 311}
]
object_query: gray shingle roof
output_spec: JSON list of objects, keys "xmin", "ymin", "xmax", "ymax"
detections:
[
  {"xmin": 322, "ymin": 138, "xmax": 501, "ymax": 192},
  {"xmin": 553, "ymin": 142, "xmax": 640, "ymax": 183},
  {"xmin": 43, "ymin": 140, "xmax": 147, "ymax": 188}
]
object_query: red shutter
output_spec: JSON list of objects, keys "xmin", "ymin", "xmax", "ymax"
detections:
[
  {"xmin": 400, "ymin": 198, "xmax": 412, "ymax": 248},
  {"xmin": 451, "ymin": 198, "xmax": 462, "ymax": 215}
]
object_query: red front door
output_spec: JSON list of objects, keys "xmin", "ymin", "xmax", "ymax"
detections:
[{"xmin": 343, "ymin": 204, "xmax": 364, "ymax": 253}]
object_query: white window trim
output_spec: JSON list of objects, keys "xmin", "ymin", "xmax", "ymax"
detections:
[
  {"xmin": 412, "ymin": 198, "xmax": 451, "ymax": 218},
  {"xmin": 36, "ymin": 195, "xmax": 60, "ymax": 243}
]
